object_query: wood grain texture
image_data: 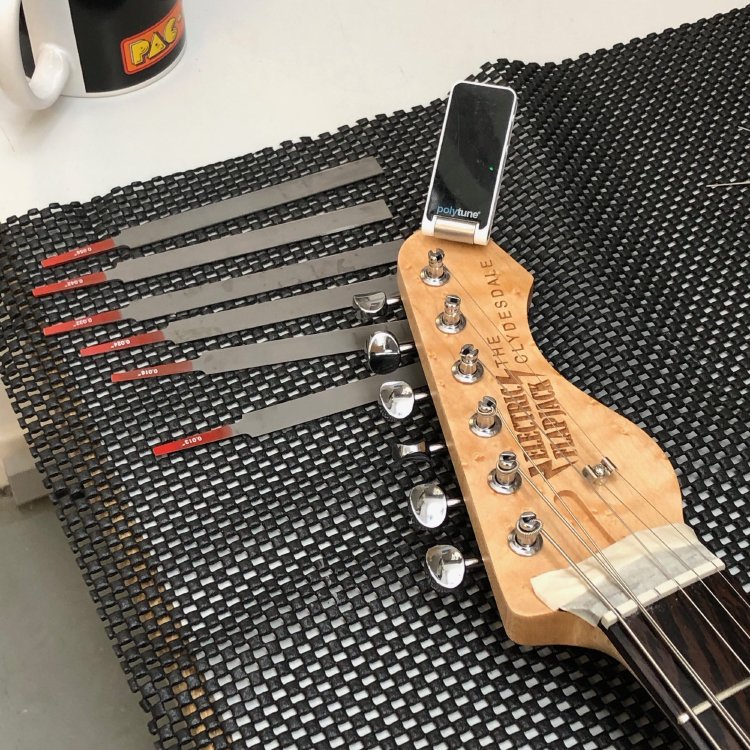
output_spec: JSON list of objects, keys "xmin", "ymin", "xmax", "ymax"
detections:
[{"xmin": 397, "ymin": 232, "xmax": 685, "ymax": 653}]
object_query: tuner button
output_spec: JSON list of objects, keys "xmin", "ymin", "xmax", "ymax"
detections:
[
  {"xmin": 420, "ymin": 248, "xmax": 450, "ymax": 286},
  {"xmin": 392, "ymin": 440, "xmax": 445, "ymax": 464},
  {"xmin": 378, "ymin": 381, "xmax": 428, "ymax": 421},
  {"xmin": 424, "ymin": 544, "xmax": 480, "ymax": 593},
  {"xmin": 352, "ymin": 290, "xmax": 400, "ymax": 322},
  {"xmin": 452, "ymin": 344, "xmax": 484, "ymax": 384},
  {"xmin": 409, "ymin": 483, "xmax": 462, "ymax": 529},
  {"xmin": 365, "ymin": 330, "xmax": 414, "ymax": 374},
  {"xmin": 353, "ymin": 290, "xmax": 386, "ymax": 316},
  {"xmin": 488, "ymin": 451, "xmax": 522, "ymax": 494}
]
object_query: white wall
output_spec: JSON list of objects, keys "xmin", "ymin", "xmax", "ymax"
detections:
[{"xmin": 0, "ymin": 386, "xmax": 25, "ymax": 487}]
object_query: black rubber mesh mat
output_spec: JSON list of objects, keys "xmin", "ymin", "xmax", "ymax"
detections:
[{"xmin": 1, "ymin": 8, "xmax": 749, "ymax": 750}]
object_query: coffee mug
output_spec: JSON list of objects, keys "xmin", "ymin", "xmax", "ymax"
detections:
[{"xmin": 0, "ymin": 0, "xmax": 186, "ymax": 109}]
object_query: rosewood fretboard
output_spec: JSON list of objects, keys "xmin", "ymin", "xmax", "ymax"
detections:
[{"xmin": 604, "ymin": 572, "xmax": 750, "ymax": 750}]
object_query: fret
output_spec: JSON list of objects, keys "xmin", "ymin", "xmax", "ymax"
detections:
[
  {"xmin": 603, "ymin": 572, "xmax": 750, "ymax": 750},
  {"xmin": 679, "ymin": 678, "xmax": 750, "ymax": 724}
]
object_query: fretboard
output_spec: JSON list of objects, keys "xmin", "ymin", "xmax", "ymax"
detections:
[{"xmin": 603, "ymin": 571, "xmax": 750, "ymax": 750}]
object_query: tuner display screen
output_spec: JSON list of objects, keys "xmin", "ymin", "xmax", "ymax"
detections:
[{"xmin": 425, "ymin": 82, "xmax": 516, "ymax": 231}]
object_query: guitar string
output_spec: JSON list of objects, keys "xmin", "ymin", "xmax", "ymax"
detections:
[
  {"xmin": 530, "ymin": 371, "xmax": 750, "ymax": 633},
  {"xmin": 444, "ymin": 269, "xmax": 750, "ymax": 643},
  {"xmin": 478, "ymin": 387, "xmax": 750, "ymax": 748},
  {"xmin": 431, "ymin": 269, "xmax": 750, "ymax": 743},
  {"xmin": 444, "ymin": 268, "xmax": 750, "ymax": 647},
  {"xmin": 527, "ymin": 353, "xmax": 750, "ymax": 632},
  {"xmin": 504, "ymin": 261, "xmax": 750, "ymax": 618},
  {"xmin": 598, "ymin": 479, "xmax": 750, "ymax": 642},
  {"xmin": 539, "ymin": 528, "xmax": 724, "ymax": 750},
  {"xmin": 589, "ymin": 481, "xmax": 750, "ymax": 672},
  {"xmin": 695, "ymin": 120, "xmax": 750, "ymax": 602},
  {"xmin": 444, "ymin": 268, "xmax": 750, "ymax": 678},
  {"xmin": 605, "ymin": 463, "xmax": 750, "ymax": 622},
  {"xmin": 479, "ymin": 393, "xmax": 750, "ymax": 748}
]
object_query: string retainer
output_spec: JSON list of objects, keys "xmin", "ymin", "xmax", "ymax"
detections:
[{"xmin": 582, "ymin": 456, "xmax": 617, "ymax": 484}]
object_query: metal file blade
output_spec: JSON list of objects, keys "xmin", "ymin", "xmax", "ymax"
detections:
[
  {"xmin": 163, "ymin": 275, "xmax": 401, "ymax": 344},
  {"xmin": 45, "ymin": 240, "xmax": 400, "ymax": 337},
  {"xmin": 111, "ymin": 320, "xmax": 413, "ymax": 382},
  {"xmin": 153, "ymin": 362, "xmax": 425, "ymax": 456},
  {"xmin": 34, "ymin": 199, "xmax": 392, "ymax": 296},
  {"xmin": 39, "ymin": 157, "xmax": 383, "ymax": 269},
  {"xmin": 81, "ymin": 275, "xmax": 401, "ymax": 356}
]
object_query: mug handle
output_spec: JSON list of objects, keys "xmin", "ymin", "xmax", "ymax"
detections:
[{"xmin": 0, "ymin": 0, "xmax": 70, "ymax": 109}]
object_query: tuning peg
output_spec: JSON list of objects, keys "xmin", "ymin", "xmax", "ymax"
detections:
[
  {"xmin": 436, "ymin": 294, "xmax": 466, "ymax": 333},
  {"xmin": 452, "ymin": 343, "xmax": 484, "ymax": 384},
  {"xmin": 469, "ymin": 396, "xmax": 502, "ymax": 437},
  {"xmin": 508, "ymin": 511, "xmax": 543, "ymax": 556},
  {"xmin": 420, "ymin": 248, "xmax": 450, "ymax": 286},
  {"xmin": 424, "ymin": 544, "xmax": 480, "ymax": 593},
  {"xmin": 364, "ymin": 330, "xmax": 415, "ymax": 374},
  {"xmin": 409, "ymin": 483, "xmax": 462, "ymax": 529},
  {"xmin": 378, "ymin": 380, "xmax": 429, "ymax": 421},
  {"xmin": 378, "ymin": 380, "xmax": 429, "ymax": 422},
  {"xmin": 391, "ymin": 439, "xmax": 446, "ymax": 464},
  {"xmin": 352, "ymin": 290, "xmax": 401, "ymax": 322},
  {"xmin": 488, "ymin": 451, "xmax": 522, "ymax": 494}
]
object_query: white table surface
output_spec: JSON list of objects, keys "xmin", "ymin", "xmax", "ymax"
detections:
[{"xmin": 0, "ymin": 0, "xmax": 745, "ymax": 481}]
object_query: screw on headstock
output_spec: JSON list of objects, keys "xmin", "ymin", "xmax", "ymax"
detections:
[
  {"xmin": 469, "ymin": 396, "xmax": 502, "ymax": 437},
  {"xmin": 423, "ymin": 544, "xmax": 480, "ymax": 593},
  {"xmin": 488, "ymin": 450, "xmax": 522, "ymax": 494},
  {"xmin": 452, "ymin": 343, "xmax": 483, "ymax": 383},
  {"xmin": 436, "ymin": 294, "xmax": 466, "ymax": 333},
  {"xmin": 420, "ymin": 249, "xmax": 450, "ymax": 286},
  {"xmin": 508, "ymin": 511, "xmax": 543, "ymax": 556}
]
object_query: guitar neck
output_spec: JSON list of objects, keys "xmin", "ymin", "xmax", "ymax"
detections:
[{"xmin": 603, "ymin": 571, "xmax": 750, "ymax": 750}]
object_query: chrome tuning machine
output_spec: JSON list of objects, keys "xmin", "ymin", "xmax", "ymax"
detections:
[
  {"xmin": 378, "ymin": 380, "xmax": 428, "ymax": 421},
  {"xmin": 424, "ymin": 544, "xmax": 480, "ymax": 593},
  {"xmin": 352, "ymin": 289, "xmax": 401, "ymax": 322},
  {"xmin": 452, "ymin": 344, "xmax": 483, "ymax": 384},
  {"xmin": 392, "ymin": 439, "xmax": 446, "ymax": 464},
  {"xmin": 420, "ymin": 248, "xmax": 450, "ymax": 286},
  {"xmin": 364, "ymin": 330, "xmax": 415, "ymax": 374},
  {"xmin": 409, "ymin": 483, "xmax": 462, "ymax": 529},
  {"xmin": 469, "ymin": 396, "xmax": 502, "ymax": 437},
  {"xmin": 488, "ymin": 451, "xmax": 521, "ymax": 494},
  {"xmin": 436, "ymin": 294, "xmax": 466, "ymax": 333},
  {"xmin": 508, "ymin": 512, "xmax": 543, "ymax": 556}
]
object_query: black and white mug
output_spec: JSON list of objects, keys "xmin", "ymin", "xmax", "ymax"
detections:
[{"xmin": 0, "ymin": 0, "xmax": 186, "ymax": 109}]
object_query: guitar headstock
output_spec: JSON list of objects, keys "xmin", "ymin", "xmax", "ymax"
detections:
[{"xmin": 396, "ymin": 231, "xmax": 684, "ymax": 656}]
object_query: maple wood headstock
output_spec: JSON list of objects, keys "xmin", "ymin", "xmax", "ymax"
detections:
[{"xmin": 397, "ymin": 231, "xmax": 684, "ymax": 656}]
